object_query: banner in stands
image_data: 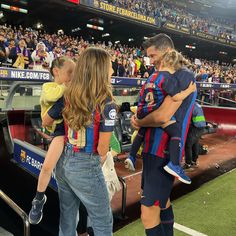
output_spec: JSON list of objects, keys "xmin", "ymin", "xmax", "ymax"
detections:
[
  {"xmin": 111, "ymin": 77, "xmax": 236, "ymax": 90},
  {"xmin": 80, "ymin": 0, "xmax": 156, "ymax": 25},
  {"xmin": 198, "ymin": 82, "xmax": 236, "ymax": 90},
  {"xmin": 164, "ymin": 22, "xmax": 190, "ymax": 34},
  {"xmin": 13, "ymin": 142, "xmax": 57, "ymax": 190},
  {"xmin": 164, "ymin": 22, "xmax": 236, "ymax": 48},
  {"xmin": 111, "ymin": 77, "xmax": 146, "ymax": 86},
  {"xmin": 0, "ymin": 67, "xmax": 51, "ymax": 81}
]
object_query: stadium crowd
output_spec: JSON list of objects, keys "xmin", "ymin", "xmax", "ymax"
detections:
[
  {"xmin": 103, "ymin": 0, "xmax": 236, "ymax": 41},
  {"xmin": 0, "ymin": 24, "xmax": 235, "ymax": 86}
]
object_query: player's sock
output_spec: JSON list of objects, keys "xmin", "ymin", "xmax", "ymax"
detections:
[
  {"xmin": 161, "ymin": 205, "xmax": 174, "ymax": 236},
  {"xmin": 145, "ymin": 224, "xmax": 164, "ymax": 236}
]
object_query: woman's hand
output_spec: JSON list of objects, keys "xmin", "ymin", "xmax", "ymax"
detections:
[{"xmin": 100, "ymin": 155, "xmax": 107, "ymax": 165}]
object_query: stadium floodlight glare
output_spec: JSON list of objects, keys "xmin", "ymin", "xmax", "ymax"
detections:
[
  {"xmin": 1, "ymin": 3, "xmax": 28, "ymax": 14},
  {"xmin": 219, "ymin": 51, "xmax": 228, "ymax": 55},
  {"xmin": 128, "ymin": 38, "xmax": 134, "ymax": 42},
  {"xmin": 86, "ymin": 24, "xmax": 104, "ymax": 31},
  {"xmin": 58, "ymin": 29, "xmax": 64, "ymax": 35},
  {"xmin": 115, "ymin": 41, "xmax": 120, "ymax": 44},
  {"xmin": 0, "ymin": 11, "xmax": 3, "ymax": 19},
  {"xmin": 102, "ymin": 33, "xmax": 110, "ymax": 37},
  {"xmin": 36, "ymin": 23, "xmax": 43, "ymax": 29},
  {"xmin": 71, "ymin": 27, "xmax": 81, "ymax": 33},
  {"xmin": 143, "ymin": 36, "xmax": 149, "ymax": 40},
  {"xmin": 185, "ymin": 45, "xmax": 196, "ymax": 49}
]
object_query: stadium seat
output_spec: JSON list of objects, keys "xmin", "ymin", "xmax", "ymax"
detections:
[{"xmin": 7, "ymin": 110, "xmax": 26, "ymax": 141}]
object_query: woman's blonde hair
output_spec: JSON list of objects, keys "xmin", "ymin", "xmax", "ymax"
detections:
[
  {"xmin": 63, "ymin": 47, "xmax": 114, "ymax": 130},
  {"xmin": 162, "ymin": 49, "xmax": 191, "ymax": 70}
]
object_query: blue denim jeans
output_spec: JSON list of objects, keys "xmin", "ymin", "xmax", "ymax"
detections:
[{"xmin": 55, "ymin": 148, "xmax": 113, "ymax": 236}]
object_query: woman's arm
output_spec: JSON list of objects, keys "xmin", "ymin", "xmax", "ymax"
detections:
[
  {"xmin": 135, "ymin": 96, "xmax": 182, "ymax": 127},
  {"xmin": 97, "ymin": 132, "xmax": 113, "ymax": 163}
]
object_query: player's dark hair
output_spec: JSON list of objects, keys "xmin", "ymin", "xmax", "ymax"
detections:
[{"xmin": 143, "ymin": 33, "xmax": 174, "ymax": 51}]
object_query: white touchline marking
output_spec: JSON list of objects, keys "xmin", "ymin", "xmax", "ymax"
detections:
[
  {"xmin": 123, "ymin": 171, "xmax": 142, "ymax": 179},
  {"xmin": 174, "ymin": 223, "xmax": 208, "ymax": 236}
]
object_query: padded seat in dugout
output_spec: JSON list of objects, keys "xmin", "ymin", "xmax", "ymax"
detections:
[
  {"xmin": 7, "ymin": 110, "xmax": 26, "ymax": 141},
  {"xmin": 30, "ymin": 117, "xmax": 52, "ymax": 150},
  {"xmin": 120, "ymin": 111, "xmax": 134, "ymax": 138},
  {"xmin": 31, "ymin": 117, "xmax": 42, "ymax": 129},
  {"xmin": 119, "ymin": 102, "xmax": 131, "ymax": 113}
]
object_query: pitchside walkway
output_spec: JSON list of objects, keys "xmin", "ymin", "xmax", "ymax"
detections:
[
  {"xmin": 112, "ymin": 132, "xmax": 236, "ymax": 231},
  {"xmin": 114, "ymin": 168, "xmax": 236, "ymax": 236}
]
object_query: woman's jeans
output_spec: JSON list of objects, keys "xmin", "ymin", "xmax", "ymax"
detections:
[{"xmin": 55, "ymin": 148, "xmax": 113, "ymax": 236}]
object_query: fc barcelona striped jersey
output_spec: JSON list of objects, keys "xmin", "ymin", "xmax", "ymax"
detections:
[
  {"xmin": 48, "ymin": 97, "xmax": 116, "ymax": 154},
  {"xmin": 65, "ymin": 101, "xmax": 116, "ymax": 153},
  {"xmin": 137, "ymin": 69, "xmax": 196, "ymax": 158}
]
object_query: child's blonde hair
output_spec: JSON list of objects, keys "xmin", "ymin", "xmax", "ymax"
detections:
[{"xmin": 162, "ymin": 49, "xmax": 191, "ymax": 70}]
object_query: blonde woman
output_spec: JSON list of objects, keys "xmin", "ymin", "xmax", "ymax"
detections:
[{"xmin": 55, "ymin": 47, "xmax": 115, "ymax": 236}]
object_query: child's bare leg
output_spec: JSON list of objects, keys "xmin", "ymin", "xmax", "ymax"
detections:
[
  {"xmin": 37, "ymin": 135, "xmax": 64, "ymax": 192},
  {"xmin": 29, "ymin": 135, "xmax": 64, "ymax": 224}
]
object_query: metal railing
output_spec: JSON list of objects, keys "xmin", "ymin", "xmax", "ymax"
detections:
[{"xmin": 0, "ymin": 189, "xmax": 30, "ymax": 236}]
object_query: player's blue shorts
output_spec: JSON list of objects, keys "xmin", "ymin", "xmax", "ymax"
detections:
[{"xmin": 141, "ymin": 154, "xmax": 174, "ymax": 208}]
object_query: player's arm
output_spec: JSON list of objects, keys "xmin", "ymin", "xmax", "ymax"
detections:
[
  {"xmin": 133, "ymin": 96, "xmax": 182, "ymax": 128},
  {"xmin": 171, "ymin": 81, "xmax": 196, "ymax": 102}
]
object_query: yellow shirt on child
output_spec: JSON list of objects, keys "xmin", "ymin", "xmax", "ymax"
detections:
[{"xmin": 40, "ymin": 82, "xmax": 65, "ymax": 134}]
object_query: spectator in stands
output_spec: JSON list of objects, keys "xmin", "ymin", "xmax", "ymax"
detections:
[
  {"xmin": 25, "ymin": 36, "xmax": 36, "ymax": 52},
  {"xmin": 118, "ymin": 58, "xmax": 129, "ymax": 77},
  {"xmin": 9, "ymin": 38, "xmax": 31, "ymax": 69},
  {"xmin": 55, "ymin": 47, "xmax": 114, "ymax": 236},
  {"xmin": 131, "ymin": 33, "xmax": 196, "ymax": 236},
  {"xmin": 196, "ymin": 67, "xmax": 208, "ymax": 82},
  {"xmin": 0, "ymin": 23, "xmax": 235, "ymax": 84},
  {"xmin": 111, "ymin": 54, "xmax": 118, "ymax": 76},
  {"xmin": 31, "ymin": 42, "xmax": 51, "ymax": 71},
  {"xmin": 0, "ymin": 32, "xmax": 7, "ymax": 64},
  {"xmin": 139, "ymin": 58, "xmax": 149, "ymax": 78},
  {"xmin": 5, "ymin": 39, "xmax": 15, "ymax": 58}
]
